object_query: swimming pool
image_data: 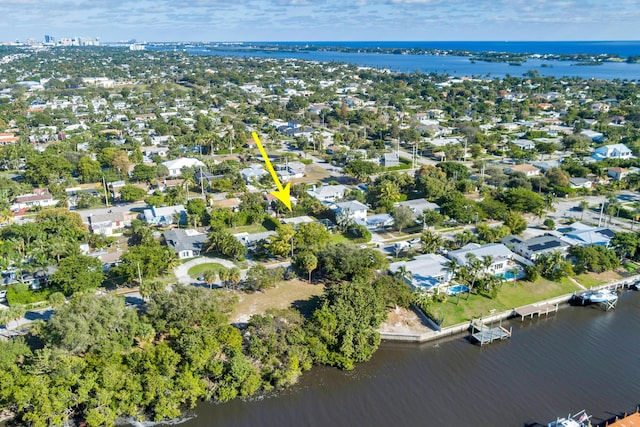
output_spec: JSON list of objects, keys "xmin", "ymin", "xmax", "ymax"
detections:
[
  {"xmin": 495, "ymin": 270, "xmax": 517, "ymax": 280},
  {"xmin": 445, "ymin": 284, "xmax": 470, "ymax": 295}
]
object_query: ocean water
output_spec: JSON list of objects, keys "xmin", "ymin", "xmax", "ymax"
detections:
[
  {"xmin": 155, "ymin": 291, "xmax": 640, "ymax": 427},
  {"xmin": 149, "ymin": 41, "xmax": 640, "ymax": 80}
]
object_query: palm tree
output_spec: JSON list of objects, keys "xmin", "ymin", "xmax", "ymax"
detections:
[
  {"xmin": 420, "ymin": 229, "xmax": 443, "ymax": 254},
  {"xmin": 579, "ymin": 200, "xmax": 589, "ymax": 220},
  {"xmin": 465, "ymin": 253, "xmax": 483, "ymax": 298},
  {"xmin": 394, "ymin": 264, "xmax": 413, "ymax": 285},
  {"xmin": 227, "ymin": 267, "xmax": 241, "ymax": 290},
  {"xmin": 203, "ymin": 269, "xmax": 218, "ymax": 289}
]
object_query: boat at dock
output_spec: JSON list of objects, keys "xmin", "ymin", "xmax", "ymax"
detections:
[
  {"xmin": 547, "ymin": 410, "xmax": 591, "ymax": 427},
  {"xmin": 587, "ymin": 289, "xmax": 618, "ymax": 303}
]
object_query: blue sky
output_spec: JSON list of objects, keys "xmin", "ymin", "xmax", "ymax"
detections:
[{"xmin": 2, "ymin": 0, "xmax": 640, "ymax": 42}]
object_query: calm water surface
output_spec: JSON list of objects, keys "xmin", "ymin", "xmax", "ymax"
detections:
[{"xmin": 166, "ymin": 291, "xmax": 639, "ymax": 427}]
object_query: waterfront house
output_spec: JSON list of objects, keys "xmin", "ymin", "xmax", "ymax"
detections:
[
  {"xmin": 502, "ymin": 234, "xmax": 569, "ymax": 261},
  {"xmin": 389, "ymin": 253, "xmax": 452, "ymax": 292},
  {"xmin": 447, "ymin": 243, "xmax": 517, "ymax": 276},
  {"xmin": 163, "ymin": 228, "xmax": 207, "ymax": 259}
]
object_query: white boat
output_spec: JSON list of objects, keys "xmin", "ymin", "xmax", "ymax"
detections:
[
  {"xmin": 547, "ymin": 410, "xmax": 591, "ymax": 427},
  {"xmin": 588, "ymin": 289, "xmax": 618, "ymax": 303}
]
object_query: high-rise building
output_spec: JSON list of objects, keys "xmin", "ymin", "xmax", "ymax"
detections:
[{"xmin": 44, "ymin": 35, "xmax": 54, "ymax": 44}]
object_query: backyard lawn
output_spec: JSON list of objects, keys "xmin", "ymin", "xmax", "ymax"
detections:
[{"xmin": 432, "ymin": 277, "xmax": 582, "ymax": 327}]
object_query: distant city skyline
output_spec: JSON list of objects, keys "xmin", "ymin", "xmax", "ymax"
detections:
[{"xmin": 2, "ymin": 0, "xmax": 640, "ymax": 43}]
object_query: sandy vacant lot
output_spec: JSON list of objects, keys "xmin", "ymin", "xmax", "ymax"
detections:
[
  {"xmin": 230, "ymin": 279, "xmax": 325, "ymax": 323},
  {"xmin": 379, "ymin": 306, "xmax": 435, "ymax": 334}
]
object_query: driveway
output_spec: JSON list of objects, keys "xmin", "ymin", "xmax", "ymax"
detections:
[{"xmin": 173, "ymin": 256, "xmax": 237, "ymax": 284}]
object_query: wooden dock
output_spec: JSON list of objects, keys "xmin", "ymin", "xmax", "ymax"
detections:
[
  {"xmin": 605, "ymin": 409, "xmax": 640, "ymax": 427},
  {"xmin": 469, "ymin": 319, "xmax": 512, "ymax": 346},
  {"xmin": 515, "ymin": 302, "xmax": 559, "ymax": 321}
]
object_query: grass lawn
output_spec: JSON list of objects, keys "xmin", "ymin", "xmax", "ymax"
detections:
[
  {"xmin": 187, "ymin": 263, "xmax": 226, "ymax": 276},
  {"xmin": 230, "ymin": 279, "xmax": 325, "ymax": 323},
  {"xmin": 623, "ymin": 262, "xmax": 640, "ymax": 273},
  {"xmin": 229, "ymin": 224, "xmax": 268, "ymax": 234},
  {"xmin": 432, "ymin": 277, "xmax": 582, "ymax": 327},
  {"xmin": 571, "ymin": 271, "xmax": 623, "ymax": 288}
]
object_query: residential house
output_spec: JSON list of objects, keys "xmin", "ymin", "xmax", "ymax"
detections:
[
  {"xmin": 162, "ymin": 158, "xmax": 205, "ymax": 177},
  {"xmin": 447, "ymin": 243, "xmax": 517, "ymax": 276},
  {"xmin": 88, "ymin": 212, "xmax": 126, "ymax": 236},
  {"xmin": 383, "ymin": 152, "xmax": 400, "ymax": 167},
  {"xmin": 389, "ymin": 253, "xmax": 452, "ymax": 291},
  {"xmin": 163, "ymin": 228, "xmax": 207, "ymax": 259},
  {"xmin": 276, "ymin": 161, "xmax": 306, "ymax": 182},
  {"xmin": 580, "ymin": 129, "xmax": 604, "ymax": 142},
  {"xmin": 240, "ymin": 164, "xmax": 269, "ymax": 183},
  {"xmin": 394, "ymin": 199, "xmax": 440, "ymax": 217},
  {"xmin": 569, "ymin": 177, "xmax": 593, "ymax": 190},
  {"xmin": 504, "ymin": 164, "xmax": 541, "ymax": 177},
  {"xmin": 0, "ymin": 132, "xmax": 19, "ymax": 145},
  {"xmin": 607, "ymin": 167, "xmax": 629, "ymax": 181},
  {"xmin": 11, "ymin": 189, "xmax": 58, "ymax": 211},
  {"xmin": 143, "ymin": 205, "xmax": 186, "ymax": 226},
  {"xmin": 512, "ymin": 139, "xmax": 536, "ymax": 150},
  {"xmin": 333, "ymin": 200, "xmax": 368, "ymax": 221},
  {"xmin": 195, "ymin": 170, "xmax": 224, "ymax": 186},
  {"xmin": 234, "ymin": 231, "xmax": 277, "ymax": 251},
  {"xmin": 562, "ymin": 222, "xmax": 614, "ymax": 247},
  {"xmin": 281, "ymin": 216, "xmax": 315, "ymax": 228},
  {"xmin": 502, "ymin": 234, "xmax": 569, "ymax": 261},
  {"xmin": 354, "ymin": 213, "xmax": 394, "ymax": 230},
  {"xmin": 307, "ymin": 184, "xmax": 347, "ymax": 203},
  {"xmin": 592, "ymin": 143, "xmax": 633, "ymax": 161}
]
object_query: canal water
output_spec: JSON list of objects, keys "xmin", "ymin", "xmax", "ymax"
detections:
[{"xmin": 165, "ymin": 291, "xmax": 640, "ymax": 427}]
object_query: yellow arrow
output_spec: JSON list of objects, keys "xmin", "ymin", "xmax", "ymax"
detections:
[{"xmin": 251, "ymin": 131, "xmax": 292, "ymax": 211}]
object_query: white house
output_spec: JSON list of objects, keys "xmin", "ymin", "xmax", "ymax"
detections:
[
  {"xmin": 88, "ymin": 212, "xmax": 126, "ymax": 236},
  {"xmin": 162, "ymin": 158, "xmax": 205, "ymax": 177},
  {"xmin": 241, "ymin": 164, "xmax": 269, "ymax": 183},
  {"xmin": 11, "ymin": 189, "xmax": 58, "ymax": 211},
  {"xmin": 143, "ymin": 205, "xmax": 186, "ymax": 226},
  {"xmin": 592, "ymin": 143, "xmax": 633, "ymax": 161},
  {"xmin": 389, "ymin": 253, "xmax": 452, "ymax": 291},
  {"xmin": 502, "ymin": 235, "xmax": 569, "ymax": 261},
  {"xmin": 333, "ymin": 200, "xmax": 368, "ymax": 221},
  {"xmin": 447, "ymin": 243, "xmax": 517, "ymax": 276},
  {"xmin": 307, "ymin": 184, "xmax": 347, "ymax": 202}
]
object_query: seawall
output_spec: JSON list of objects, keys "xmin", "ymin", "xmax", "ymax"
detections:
[{"xmin": 380, "ymin": 275, "xmax": 639, "ymax": 344}]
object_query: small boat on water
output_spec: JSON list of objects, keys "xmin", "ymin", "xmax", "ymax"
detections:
[
  {"xmin": 588, "ymin": 289, "xmax": 618, "ymax": 303},
  {"xmin": 547, "ymin": 410, "xmax": 591, "ymax": 427}
]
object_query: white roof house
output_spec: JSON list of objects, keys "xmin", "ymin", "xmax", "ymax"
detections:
[
  {"xmin": 389, "ymin": 254, "xmax": 452, "ymax": 291},
  {"xmin": 307, "ymin": 184, "xmax": 347, "ymax": 202},
  {"xmin": 447, "ymin": 243, "xmax": 516, "ymax": 275},
  {"xmin": 162, "ymin": 158, "xmax": 205, "ymax": 177},
  {"xmin": 592, "ymin": 143, "xmax": 633, "ymax": 161},
  {"xmin": 333, "ymin": 200, "xmax": 368, "ymax": 221},
  {"xmin": 240, "ymin": 164, "xmax": 269, "ymax": 183}
]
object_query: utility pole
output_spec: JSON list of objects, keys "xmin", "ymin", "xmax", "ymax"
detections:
[
  {"xmin": 598, "ymin": 203, "xmax": 605, "ymax": 227},
  {"xmin": 102, "ymin": 175, "xmax": 109, "ymax": 207},
  {"xmin": 199, "ymin": 167, "xmax": 205, "ymax": 195},
  {"xmin": 137, "ymin": 262, "xmax": 142, "ymax": 286}
]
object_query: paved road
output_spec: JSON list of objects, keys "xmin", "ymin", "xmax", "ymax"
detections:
[{"xmin": 173, "ymin": 256, "xmax": 237, "ymax": 285}]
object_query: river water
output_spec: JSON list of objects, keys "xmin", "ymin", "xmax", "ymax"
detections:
[{"xmin": 166, "ymin": 291, "xmax": 639, "ymax": 427}]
